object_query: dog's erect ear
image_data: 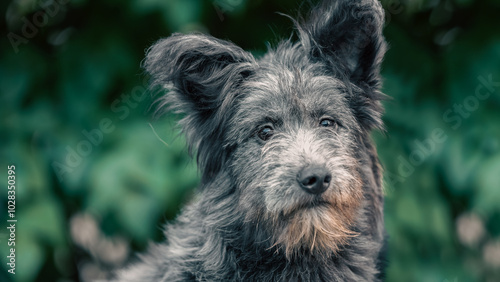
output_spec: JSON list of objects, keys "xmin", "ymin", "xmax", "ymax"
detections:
[
  {"xmin": 144, "ymin": 33, "xmax": 255, "ymax": 179},
  {"xmin": 299, "ymin": 0, "xmax": 386, "ymax": 89}
]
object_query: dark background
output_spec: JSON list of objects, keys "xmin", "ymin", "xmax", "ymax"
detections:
[{"xmin": 1, "ymin": 0, "xmax": 500, "ymax": 281}]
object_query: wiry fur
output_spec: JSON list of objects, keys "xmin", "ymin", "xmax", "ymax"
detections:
[{"xmin": 116, "ymin": 0, "xmax": 387, "ymax": 281}]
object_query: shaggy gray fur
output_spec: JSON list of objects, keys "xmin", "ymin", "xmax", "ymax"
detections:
[{"xmin": 116, "ymin": 0, "xmax": 387, "ymax": 281}]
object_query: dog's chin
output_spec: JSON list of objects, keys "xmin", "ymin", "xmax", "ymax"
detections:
[{"xmin": 270, "ymin": 197, "xmax": 360, "ymax": 259}]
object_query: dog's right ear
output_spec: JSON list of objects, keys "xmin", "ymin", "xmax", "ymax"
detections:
[
  {"xmin": 145, "ymin": 33, "xmax": 255, "ymax": 122},
  {"xmin": 144, "ymin": 33, "xmax": 255, "ymax": 179}
]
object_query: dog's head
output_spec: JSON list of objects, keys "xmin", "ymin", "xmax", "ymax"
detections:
[{"xmin": 145, "ymin": 0, "xmax": 386, "ymax": 258}]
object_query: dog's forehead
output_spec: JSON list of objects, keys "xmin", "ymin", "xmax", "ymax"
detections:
[{"xmin": 238, "ymin": 66, "xmax": 352, "ymax": 122}]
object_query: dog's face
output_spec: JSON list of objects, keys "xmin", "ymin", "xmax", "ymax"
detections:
[
  {"xmin": 232, "ymin": 67, "xmax": 362, "ymax": 200},
  {"xmin": 145, "ymin": 0, "xmax": 386, "ymax": 258},
  {"xmin": 230, "ymin": 62, "xmax": 365, "ymax": 257}
]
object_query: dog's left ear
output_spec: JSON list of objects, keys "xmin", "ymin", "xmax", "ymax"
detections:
[
  {"xmin": 299, "ymin": 0, "xmax": 387, "ymax": 130},
  {"xmin": 300, "ymin": 0, "xmax": 386, "ymax": 88}
]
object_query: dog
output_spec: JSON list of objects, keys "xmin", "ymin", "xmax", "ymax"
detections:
[{"xmin": 116, "ymin": 0, "xmax": 387, "ymax": 280}]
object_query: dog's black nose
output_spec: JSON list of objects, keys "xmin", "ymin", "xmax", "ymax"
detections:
[{"xmin": 297, "ymin": 165, "xmax": 331, "ymax": 194}]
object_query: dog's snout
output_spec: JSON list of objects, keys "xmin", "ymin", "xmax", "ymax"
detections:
[{"xmin": 297, "ymin": 164, "xmax": 331, "ymax": 194}]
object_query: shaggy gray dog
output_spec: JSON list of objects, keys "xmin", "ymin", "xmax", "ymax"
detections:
[{"xmin": 117, "ymin": 0, "xmax": 387, "ymax": 280}]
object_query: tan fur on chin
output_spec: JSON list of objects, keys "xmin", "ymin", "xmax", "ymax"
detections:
[{"xmin": 271, "ymin": 184, "xmax": 363, "ymax": 259}]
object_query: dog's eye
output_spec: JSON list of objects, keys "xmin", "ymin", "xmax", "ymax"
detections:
[
  {"xmin": 257, "ymin": 126, "xmax": 274, "ymax": 141},
  {"xmin": 319, "ymin": 118, "xmax": 337, "ymax": 128}
]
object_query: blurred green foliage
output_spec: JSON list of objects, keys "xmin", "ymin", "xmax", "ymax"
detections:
[{"xmin": 0, "ymin": 0, "xmax": 499, "ymax": 281}]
